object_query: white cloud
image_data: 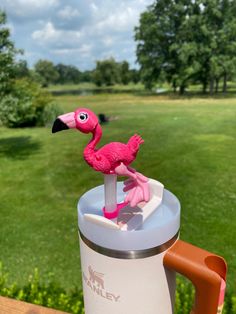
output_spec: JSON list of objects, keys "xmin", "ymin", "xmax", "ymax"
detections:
[
  {"xmin": 90, "ymin": 2, "xmax": 99, "ymax": 14},
  {"xmin": 57, "ymin": 6, "xmax": 80, "ymax": 20},
  {"xmin": 32, "ymin": 22, "xmax": 59, "ymax": 41},
  {"xmin": 51, "ymin": 44, "xmax": 92, "ymax": 56},
  {"xmin": 102, "ymin": 36, "xmax": 114, "ymax": 47},
  {"xmin": 78, "ymin": 44, "xmax": 92, "ymax": 54},
  {"xmin": 1, "ymin": 0, "xmax": 59, "ymax": 19},
  {"xmin": 32, "ymin": 22, "xmax": 81, "ymax": 47},
  {"xmin": 90, "ymin": 4, "xmax": 142, "ymax": 36},
  {"xmin": 16, "ymin": 0, "xmax": 58, "ymax": 9}
]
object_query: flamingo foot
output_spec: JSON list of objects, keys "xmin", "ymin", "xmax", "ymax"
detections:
[
  {"xmin": 103, "ymin": 202, "xmax": 128, "ymax": 219},
  {"xmin": 115, "ymin": 163, "xmax": 150, "ymax": 208},
  {"xmin": 124, "ymin": 178, "xmax": 150, "ymax": 207}
]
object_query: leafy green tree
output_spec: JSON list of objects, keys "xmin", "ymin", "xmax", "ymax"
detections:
[
  {"xmin": 0, "ymin": 11, "xmax": 59, "ymax": 128},
  {"xmin": 34, "ymin": 59, "xmax": 59, "ymax": 87},
  {"xmin": 129, "ymin": 69, "xmax": 140, "ymax": 84},
  {"xmin": 15, "ymin": 60, "xmax": 30, "ymax": 79},
  {"xmin": 135, "ymin": 0, "xmax": 236, "ymax": 94},
  {"xmin": 93, "ymin": 58, "xmax": 121, "ymax": 86},
  {"xmin": 135, "ymin": 0, "xmax": 211, "ymax": 93},
  {"xmin": 207, "ymin": 0, "xmax": 236, "ymax": 93},
  {"xmin": 119, "ymin": 61, "xmax": 130, "ymax": 85},
  {"xmin": 80, "ymin": 70, "xmax": 93, "ymax": 82},
  {"xmin": 135, "ymin": 1, "xmax": 189, "ymax": 92},
  {"xmin": 55, "ymin": 63, "xmax": 81, "ymax": 84},
  {"xmin": 184, "ymin": 0, "xmax": 236, "ymax": 93},
  {"xmin": 0, "ymin": 10, "xmax": 19, "ymax": 96},
  {"xmin": 66, "ymin": 65, "xmax": 81, "ymax": 84}
]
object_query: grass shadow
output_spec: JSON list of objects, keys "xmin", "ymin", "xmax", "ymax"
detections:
[{"xmin": 0, "ymin": 136, "xmax": 41, "ymax": 159}]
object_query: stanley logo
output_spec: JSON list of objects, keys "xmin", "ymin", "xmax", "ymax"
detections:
[
  {"xmin": 83, "ymin": 265, "xmax": 120, "ymax": 302},
  {"xmin": 88, "ymin": 265, "xmax": 104, "ymax": 289}
]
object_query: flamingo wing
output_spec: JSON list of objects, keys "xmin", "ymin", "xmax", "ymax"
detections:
[
  {"xmin": 98, "ymin": 142, "xmax": 134, "ymax": 167},
  {"xmin": 91, "ymin": 152, "xmax": 112, "ymax": 173},
  {"xmin": 88, "ymin": 142, "xmax": 136, "ymax": 174}
]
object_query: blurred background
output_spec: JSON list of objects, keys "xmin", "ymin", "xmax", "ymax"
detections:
[{"xmin": 0, "ymin": 0, "xmax": 236, "ymax": 313}]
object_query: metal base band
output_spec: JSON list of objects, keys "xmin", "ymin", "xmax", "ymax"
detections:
[{"xmin": 79, "ymin": 230, "xmax": 179, "ymax": 259}]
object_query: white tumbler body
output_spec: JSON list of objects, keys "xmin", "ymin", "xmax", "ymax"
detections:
[
  {"xmin": 79, "ymin": 236, "xmax": 176, "ymax": 314},
  {"xmin": 78, "ymin": 181, "xmax": 180, "ymax": 314}
]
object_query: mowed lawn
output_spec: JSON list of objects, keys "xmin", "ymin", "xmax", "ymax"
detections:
[{"xmin": 0, "ymin": 93, "xmax": 236, "ymax": 292}]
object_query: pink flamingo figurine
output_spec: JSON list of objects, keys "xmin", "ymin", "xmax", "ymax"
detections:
[{"xmin": 52, "ymin": 108, "xmax": 150, "ymax": 219}]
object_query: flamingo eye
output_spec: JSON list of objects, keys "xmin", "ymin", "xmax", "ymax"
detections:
[{"xmin": 78, "ymin": 112, "xmax": 88, "ymax": 123}]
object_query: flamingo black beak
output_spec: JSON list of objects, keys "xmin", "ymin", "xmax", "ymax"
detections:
[
  {"xmin": 52, "ymin": 112, "xmax": 76, "ymax": 133},
  {"xmin": 52, "ymin": 119, "xmax": 69, "ymax": 133}
]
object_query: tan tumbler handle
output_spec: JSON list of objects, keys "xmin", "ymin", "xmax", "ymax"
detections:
[{"xmin": 164, "ymin": 239, "xmax": 227, "ymax": 314}]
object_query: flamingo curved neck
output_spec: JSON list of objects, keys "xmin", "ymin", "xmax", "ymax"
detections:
[{"xmin": 83, "ymin": 123, "xmax": 102, "ymax": 165}]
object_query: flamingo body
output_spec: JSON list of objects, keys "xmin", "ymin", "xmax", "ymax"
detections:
[{"xmin": 84, "ymin": 135, "xmax": 143, "ymax": 174}]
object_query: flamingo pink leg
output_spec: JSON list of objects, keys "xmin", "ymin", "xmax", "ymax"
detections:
[{"xmin": 114, "ymin": 163, "xmax": 150, "ymax": 207}]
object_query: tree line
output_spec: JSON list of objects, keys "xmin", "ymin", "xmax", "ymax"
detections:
[
  {"xmin": 135, "ymin": 0, "xmax": 236, "ymax": 94},
  {"xmin": 13, "ymin": 58, "xmax": 140, "ymax": 88},
  {"xmin": 31, "ymin": 58, "xmax": 140, "ymax": 87},
  {"xmin": 15, "ymin": 60, "xmax": 93, "ymax": 87}
]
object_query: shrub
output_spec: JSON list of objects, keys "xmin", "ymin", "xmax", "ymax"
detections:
[
  {"xmin": 0, "ymin": 262, "xmax": 84, "ymax": 313},
  {"xmin": 0, "ymin": 78, "xmax": 62, "ymax": 128},
  {"xmin": 37, "ymin": 102, "xmax": 63, "ymax": 127},
  {"xmin": 175, "ymin": 277, "xmax": 194, "ymax": 314},
  {"xmin": 0, "ymin": 262, "xmax": 235, "ymax": 314}
]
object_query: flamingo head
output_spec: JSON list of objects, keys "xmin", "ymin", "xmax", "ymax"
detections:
[{"xmin": 52, "ymin": 108, "xmax": 99, "ymax": 134}]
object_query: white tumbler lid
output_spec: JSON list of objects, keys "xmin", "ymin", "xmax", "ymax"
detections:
[{"xmin": 77, "ymin": 181, "xmax": 180, "ymax": 251}]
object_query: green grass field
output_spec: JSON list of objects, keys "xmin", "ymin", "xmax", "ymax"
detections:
[{"xmin": 0, "ymin": 93, "xmax": 236, "ymax": 292}]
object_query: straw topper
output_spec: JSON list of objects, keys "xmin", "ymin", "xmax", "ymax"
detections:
[{"xmin": 52, "ymin": 108, "xmax": 163, "ymax": 229}]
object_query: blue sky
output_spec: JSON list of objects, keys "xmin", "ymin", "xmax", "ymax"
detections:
[{"xmin": 1, "ymin": 0, "xmax": 153, "ymax": 70}]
